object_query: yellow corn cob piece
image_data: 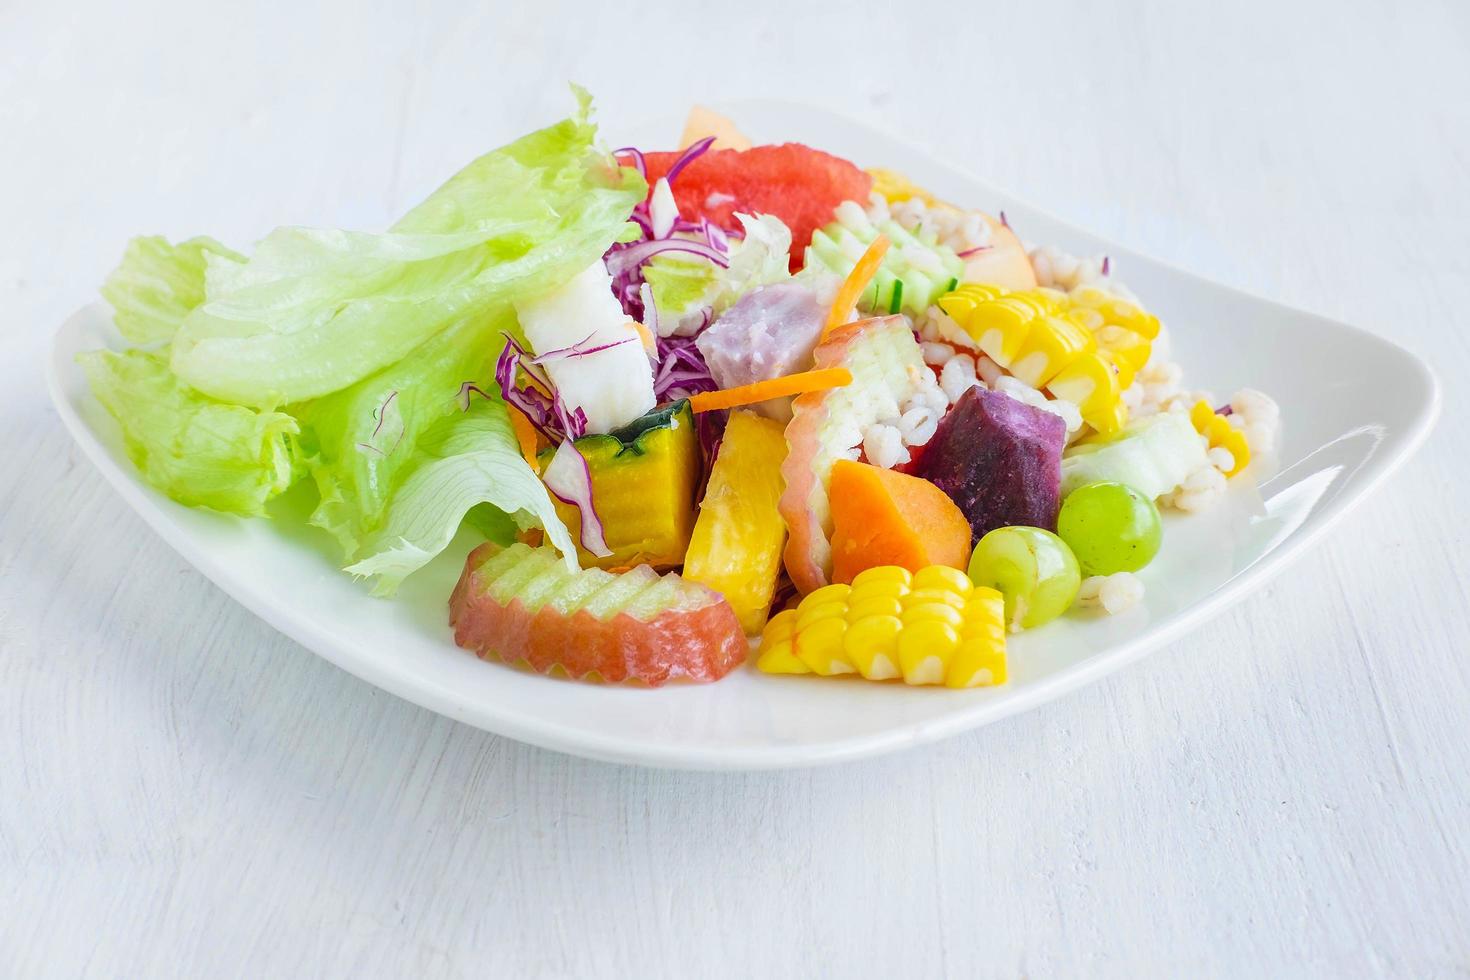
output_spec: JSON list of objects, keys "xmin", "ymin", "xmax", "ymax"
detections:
[
  {"xmin": 965, "ymin": 292, "xmax": 1059, "ymax": 365},
  {"xmin": 1046, "ymin": 351, "xmax": 1128, "ymax": 435},
  {"xmin": 866, "ymin": 167, "xmax": 943, "ymax": 207},
  {"xmin": 756, "ymin": 564, "xmax": 1007, "ymax": 687},
  {"xmin": 1093, "ymin": 325, "xmax": 1152, "ymax": 380},
  {"xmin": 1008, "ymin": 312, "xmax": 1097, "ymax": 388},
  {"xmin": 937, "ymin": 282, "xmax": 1006, "ymax": 323},
  {"xmin": 938, "ymin": 281, "xmax": 1157, "ymax": 437},
  {"xmin": 682, "ymin": 411, "xmax": 790, "ymax": 634},
  {"xmin": 1069, "ymin": 285, "xmax": 1161, "ymax": 340},
  {"xmin": 1190, "ymin": 400, "xmax": 1251, "ymax": 476},
  {"xmin": 948, "ymin": 282, "xmax": 1009, "ymax": 301}
]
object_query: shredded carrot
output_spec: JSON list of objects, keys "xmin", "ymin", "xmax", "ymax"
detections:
[
  {"xmin": 821, "ymin": 234, "xmax": 891, "ymax": 341},
  {"xmin": 507, "ymin": 405, "xmax": 542, "ymax": 473},
  {"xmin": 688, "ymin": 367, "xmax": 853, "ymax": 414}
]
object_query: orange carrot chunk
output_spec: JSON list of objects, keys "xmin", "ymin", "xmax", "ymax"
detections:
[
  {"xmin": 828, "ymin": 460, "xmax": 973, "ymax": 584},
  {"xmin": 821, "ymin": 234, "xmax": 891, "ymax": 341},
  {"xmin": 688, "ymin": 367, "xmax": 852, "ymax": 414}
]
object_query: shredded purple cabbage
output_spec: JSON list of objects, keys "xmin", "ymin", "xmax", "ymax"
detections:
[
  {"xmin": 651, "ymin": 333, "xmax": 718, "ymax": 403},
  {"xmin": 542, "ymin": 439, "xmax": 611, "ymax": 557},
  {"xmin": 605, "ymin": 137, "xmax": 731, "ymax": 322},
  {"xmin": 1101, "ymin": 255, "xmax": 1111, "ymax": 277},
  {"xmin": 355, "ymin": 389, "xmax": 403, "ymax": 458},
  {"xmin": 491, "ymin": 335, "xmax": 587, "ymax": 445},
  {"xmin": 956, "ymin": 244, "xmax": 992, "ymax": 259},
  {"xmin": 604, "ymin": 237, "xmax": 729, "ymax": 280},
  {"xmin": 528, "ymin": 330, "xmax": 636, "ymax": 366}
]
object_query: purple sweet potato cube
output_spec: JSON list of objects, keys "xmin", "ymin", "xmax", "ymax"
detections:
[{"xmin": 912, "ymin": 387, "xmax": 1066, "ymax": 538}]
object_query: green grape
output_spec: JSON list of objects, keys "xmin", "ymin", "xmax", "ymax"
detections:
[
  {"xmin": 1056, "ymin": 481, "xmax": 1163, "ymax": 576},
  {"xmin": 968, "ymin": 526, "xmax": 1081, "ymax": 632}
]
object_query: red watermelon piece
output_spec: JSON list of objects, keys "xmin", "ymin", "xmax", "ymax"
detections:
[{"xmin": 635, "ymin": 143, "xmax": 872, "ymax": 270}]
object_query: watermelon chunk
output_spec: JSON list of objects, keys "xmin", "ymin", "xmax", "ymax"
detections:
[{"xmin": 637, "ymin": 144, "xmax": 873, "ymax": 269}]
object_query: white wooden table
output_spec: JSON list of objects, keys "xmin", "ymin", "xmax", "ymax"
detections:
[{"xmin": 4, "ymin": 1, "xmax": 1468, "ymax": 975}]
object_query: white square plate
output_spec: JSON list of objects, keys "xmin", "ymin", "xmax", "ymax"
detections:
[{"xmin": 46, "ymin": 101, "xmax": 1439, "ymax": 770}]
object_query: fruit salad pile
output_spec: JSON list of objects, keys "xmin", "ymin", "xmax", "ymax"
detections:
[
  {"xmin": 448, "ymin": 106, "xmax": 1281, "ymax": 687},
  {"xmin": 85, "ymin": 95, "xmax": 1279, "ymax": 689}
]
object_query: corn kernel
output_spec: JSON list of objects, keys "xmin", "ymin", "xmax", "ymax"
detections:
[
  {"xmin": 843, "ymin": 615, "xmax": 905, "ymax": 679},
  {"xmin": 764, "ymin": 607, "xmax": 798, "ymax": 642},
  {"xmin": 902, "ymin": 587, "xmax": 967, "ymax": 611},
  {"xmin": 755, "ymin": 610, "xmax": 809, "ymax": 674},
  {"xmin": 796, "ymin": 600, "xmax": 848, "ymax": 633},
  {"xmin": 911, "ymin": 565, "xmax": 973, "ymax": 594},
  {"xmin": 1190, "ymin": 400, "xmax": 1250, "ymax": 476},
  {"xmin": 1094, "ymin": 325, "xmax": 1152, "ymax": 375},
  {"xmin": 1008, "ymin": 312, "xmax": 1097, "ymax": 388},
  {"xmin": 948, "ymin": 588, "xmax": 1007, "ymax": 687},
  {"xmin": 1070, "ymin": 286, "xmax": 1160, "ymax": 340},
  {"xmin": 969, "ymin": 293, "xmax": 1055, "ymax": 364},
  {"xmin": 898, "ymin": 620, "xmax": 959, "ymax": 683},
  {"xmin": 802, "ymin": 582, "xmax": 852, "ymax": 609},
  {"xmin": 867, "ymin": 168, "xmax": 943, "ymax": 207},
  {"xmin": 1047, "ymin": 352, "xmax": 1127, "ymax": 435},
  {"xmin": 794, "ymin": 617, "xmax": 853, "ymax": 675},
  {"xmin": 901, "ymin": 602, "xmax": 965, "ymax": 632},
  {"xmin": 850, "ymin": 565, "xmax": 912, "ymax": 591},
  {"xmin": 847, "ymin": 595, "xmax": 904, "ymax": 622}
]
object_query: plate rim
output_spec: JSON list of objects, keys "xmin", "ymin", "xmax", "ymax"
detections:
[{"xmin": 45, "ymin": 105, "xmax": 1442, "ymax": 770}]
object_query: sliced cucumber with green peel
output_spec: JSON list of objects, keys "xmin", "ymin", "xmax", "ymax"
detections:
[{"xmin": 805, "ymin": 206, "xmax": 965, "ymax": 316}]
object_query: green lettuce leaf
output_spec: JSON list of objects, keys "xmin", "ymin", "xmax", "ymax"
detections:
[
  {"xmin": 295, "ymin": 308, "xmax": 512, "ymax": 559},
  {"xmin": 78, "ymin": 348, "xmax": 297, "ymax": 515},
  {"xmin": 81, "ymin": 90, "xmax": 630, "ymax": 592},
  {"xmin": 343, "ymin": 394, "xmax": 576, "ymax": 596},
  {"xmin": 169, "ymin": 88, "xmax": 646, "ymax": 408},
  {"xmin": 100, "ymin": 235, "xmax": 245, "ymax": 345}
]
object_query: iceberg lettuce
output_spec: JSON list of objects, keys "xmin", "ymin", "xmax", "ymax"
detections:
[
  {"xmin": 78, "ymin": 348, "xmax": 297, "ymax": 515},
  {"xmin": 295, "ymin": 305, "xmax": 536, "ymax": 565},
  {"xmin": 344, "ymin": 395, "xmax": 576, "ymax": 596},
  {"xmin": 82, "ymin": 90, "xmax": 639, "ymax": 593},
  {"xmin": 170, "ymin": 88, "xmax": 645, "ymax": 409},
  {"xmin": 100, "ymin": 235, "xmax": 244, "ymax": 345}
]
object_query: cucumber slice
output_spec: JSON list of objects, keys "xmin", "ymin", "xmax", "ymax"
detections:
[{"xmin": 804, "ymin": 206, "xmax": 964, "ymax": 316}]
